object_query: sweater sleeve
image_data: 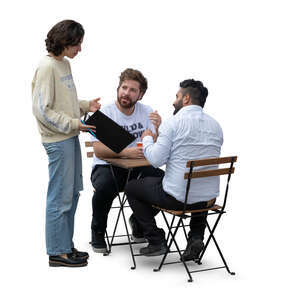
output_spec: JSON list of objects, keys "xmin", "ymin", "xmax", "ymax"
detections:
[
  {"xmin": 79, "ymin": 100, "xmax": 90, "ymax": 117},
  {"xmin": 32, "ymin": 64, "xmax": 79, "ymax": 134}
]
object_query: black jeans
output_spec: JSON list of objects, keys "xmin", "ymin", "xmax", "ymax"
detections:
[
  {"xmin": 125, "ymin": 177, "xmax": 209, "ymax": 245},
  {"xmin": 91, "ymin": 164, "xmax": 164, "ymax": 233}
]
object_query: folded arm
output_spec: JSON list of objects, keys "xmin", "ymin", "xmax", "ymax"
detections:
[{"xmin": 93, "ymin": 141, "xmax": 144, "ymax": 159}]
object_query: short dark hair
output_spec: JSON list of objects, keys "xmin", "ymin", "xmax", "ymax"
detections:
[
  {"xmin": 180, "ymin": 79, "xmax": 208, "ymax": 108},
  {"xmin": 45, "ymin": 20, "xmax": 84, "ymax": 56},
  {"xmin": 118, "ymin": 68, "xmax": 148, "ymax": 98}
]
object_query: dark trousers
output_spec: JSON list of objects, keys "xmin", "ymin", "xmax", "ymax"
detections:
[
  {"xmin": 125, "ymin": 177, "xmax": 209, "ymax": 245},
  {"xmin": 91, "ymin": 164, "xmax": 164, "ymax": 233}
]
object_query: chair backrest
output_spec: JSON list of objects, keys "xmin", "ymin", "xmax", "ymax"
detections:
[
  {"xmin": 184, "ymin": 156, "xmax": 237, "ymax": 179},
  {"xmin": 183, "ymin": 156, "xmax": 237, "ymax": 212},
  {"xmin": 85, "ymin": 141, "xmax": 94, "ymax": 158}
]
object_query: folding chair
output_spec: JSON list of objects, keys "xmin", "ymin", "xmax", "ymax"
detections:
[
  {"xmin": 153, "ymin": 156, "xmax": 237, "ymax": 282},
  {"xmin": 84, "ymin": 141, "xmax": 147, "ymax": 266}
]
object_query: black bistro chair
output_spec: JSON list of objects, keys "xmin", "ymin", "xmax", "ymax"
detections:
[{"xmin": 153, "ymin": 156, "xmax": 237, "ymax": 282}]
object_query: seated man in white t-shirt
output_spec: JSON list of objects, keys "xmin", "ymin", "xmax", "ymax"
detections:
[{"xmin": 90, "ymin": 68, "xmax": 164, "ymax": 253}]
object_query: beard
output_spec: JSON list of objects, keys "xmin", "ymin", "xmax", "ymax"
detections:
[
  {"xmin": 117, "ymin": 95, "xmax": 137, "ymax": 109},
  {"xmin": 173, "ymin": 99, "xmax": 183, "ymax": 115}
]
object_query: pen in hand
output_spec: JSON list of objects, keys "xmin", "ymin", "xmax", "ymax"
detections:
[{"xmin": 80, "ymin": 120, "xmax": 97, "ymax": 137}]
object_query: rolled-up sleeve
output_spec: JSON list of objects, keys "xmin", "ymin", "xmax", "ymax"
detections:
[{"xmin": 142, "ymin": 119, "xmax": 173, "ymax": 168}]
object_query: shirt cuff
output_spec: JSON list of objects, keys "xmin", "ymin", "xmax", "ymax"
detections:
[
  {"xmin": 71, "ymin": 119, "xmax": 79, "ymax": 131},
  {"xmin": 79, "ymin": 100, "xmax": 90, "ymax": 113},
  {"xmin": 142, "ymin": 135, "xmax": 154, "ymax": 147}
]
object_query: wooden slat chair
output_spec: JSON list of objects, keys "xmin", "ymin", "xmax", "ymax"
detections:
[
  {"xmin": 153, "ymin": 156, "xmax": 237, "ymax": 282},
  {"xmin": 85, "ymin": 142, "xmax": 142, "ymax": 256}
]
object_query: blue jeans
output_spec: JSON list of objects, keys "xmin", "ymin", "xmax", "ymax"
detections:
[{"xmin": 43, "ymin": 136, "xmax": 83, "ymax": 256}]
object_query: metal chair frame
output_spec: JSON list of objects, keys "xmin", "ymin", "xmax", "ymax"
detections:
[
  {"xmin": 153, "ymin": 156, "xmax": 237, "ymax": 282},
  {"xmin": 85, "ymin": 141, "xmax": 146, "ymax": 268}
]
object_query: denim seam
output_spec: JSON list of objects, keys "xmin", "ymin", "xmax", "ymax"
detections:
[{"xmin": 54, "ymin": 142, "xmax": 64, "ymax": 254}]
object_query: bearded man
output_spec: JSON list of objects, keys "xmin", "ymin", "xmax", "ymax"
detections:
[
  {"xmin": 90, "ymin": 68, "xmax": 164, "ymax": 253},
  {"xmin": 124, "ymin": 79, "xmax": 223, "ymax": 259}
]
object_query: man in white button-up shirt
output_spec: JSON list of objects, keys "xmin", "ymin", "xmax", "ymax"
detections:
[{"xmin": 125, "ymin": 79, "xmax": 223, "ymax": 260}]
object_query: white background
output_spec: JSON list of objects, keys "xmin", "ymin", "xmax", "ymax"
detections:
[{"xmin": 0, "ymin": 0, "xmax": 299, "ymax": 298}]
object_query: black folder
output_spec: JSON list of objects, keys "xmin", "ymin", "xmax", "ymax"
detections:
[{"xmin": 84, "ymin": 110, "xmax": 136, "ymax": 153}]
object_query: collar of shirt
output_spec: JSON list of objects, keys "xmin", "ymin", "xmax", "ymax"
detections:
[{"xmin": 175, "ymin": 104, "xmax": 203, "ymax": 117}]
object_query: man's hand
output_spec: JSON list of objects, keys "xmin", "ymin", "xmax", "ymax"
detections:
[
  {"xmin": 141, "ymin": 129, "xmax": 156, "ymax": 140},
  {"xmin": 149, "ymin": 110, "xmax": 161, "ymax": 130},
  {"xmin": 121, "ymin": 147, "xmax": 145, "ymax": 159},
  {"xmin": 89, "ymin": 97, "xmax": 101, "ymax": 112}
]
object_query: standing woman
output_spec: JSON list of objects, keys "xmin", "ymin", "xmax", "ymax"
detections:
[{"xmin": 32, "ymin": 20, "xmax": 100, "ymax": 267}]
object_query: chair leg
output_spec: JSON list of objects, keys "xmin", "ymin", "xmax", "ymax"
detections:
[
  {"xmin": 103, "ymin": 230, "xmax": 110, "ymax": 256},
  {"xmin": 165, "ymin": 215, "xmax": 176, "ymax": 244},
  {"xmin": 153, "ymin": 212, "xmax": 174, "ymax": 272},
  {"xmin": 119, "ymin": 196, "xmax": 137, "ymax": 270},
  {"xmin": 108, "ymin": 165, "xmax": 124, "ymax": 251},
  {"xmin": 181, "ymin": 218, "xmax": 189, "ymax": 242},
  {"xmin": 108, "ymin": 167, "xmax": 137, "ymax": 269},
  {"xmin": 197, "ymin": 215, "xmax": 235, "ymax": 276},
  {"xmin": 154, "ymin": 213, "xmax": 194, "ymax": 282},
  {"xmin": 197, "ymin": 213, "xmax": 223, "ymax": 263},
  {"xmin": 205, "ymin": 222, "xmax": 235, "ymax": 275},
  {"xmin": 108, "ymin": 194, "xmax": 126, "ymax": 252}
]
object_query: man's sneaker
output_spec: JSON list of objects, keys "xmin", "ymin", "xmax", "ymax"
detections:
[
  {"xmin": 140, "ymin": 241, "xmax": 167, "ymax": 256},
  {"xmin": 49, "ymin": 253, "xmax": 88, "ymax": 267},
  {"xmin": 71, "ymin": 248, "xmax": 89, "ymax": 260},
  {"xmin": 91, "ymin": 231, "xmax": 108, "ymax": 253},
  {"xmin": 181, "ymin": 237, "xmax": 204, "ymax": 262},
  {"xmin": 129, "ymin": 214, "xmax": 147, "ymax": 243}
]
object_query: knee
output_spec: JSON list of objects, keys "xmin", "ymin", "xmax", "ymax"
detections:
[
  {"xmin": 60, "ymin": 197, "xmax": 74, "ymax": 214},
  {"xmin": 124, "ymin": 179, "xmax": 138, "ymax": 196},
  {"xmin": 92, "ymin": 187, "xmax": 113, "ymax": 202}
]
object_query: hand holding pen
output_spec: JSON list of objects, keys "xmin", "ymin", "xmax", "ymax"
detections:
[
  {"xmin": 79, "ymin": 96, "xmax": 101, "ymax": 136},
  {"xmin": 78, "ymin": 120, "xmax": 96, "ymax": 136}
]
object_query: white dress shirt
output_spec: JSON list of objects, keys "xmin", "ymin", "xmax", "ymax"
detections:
[{"xmin": 143, "ymin": 105, "xmax": 223, "ymax": 204}]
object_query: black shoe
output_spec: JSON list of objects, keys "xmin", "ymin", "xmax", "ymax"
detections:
[
  {"xmin": 91, "ymin": 231, "xmax": 108, "ymax": 253},
  {"xmin": 140, "ymin": 241, "xmax": 167, "ymax": 256},
  {"xmin": 181, "ymin": 237, "xmax": 204, "ymax": 262},
  {"xmin": 71, "ymin": 248, "xmax": 89, "ymax": 260},
  {"xmin": 49, "ymin": 253, "xmax": 88, "ymax": 267},
  {"xmin": 129, "ymin": 214, "xmax": 147, "ymax": 243}
]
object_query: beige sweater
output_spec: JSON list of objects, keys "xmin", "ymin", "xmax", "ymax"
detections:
[{"xmin": 32, "ymin": 55, "xmax": 89, "ymax": 143}]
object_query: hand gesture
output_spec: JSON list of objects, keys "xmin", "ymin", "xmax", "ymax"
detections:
[
  {"xmin": 89, "ymin": 97, "xmax": 101, "ymax": 112},
  {"xmin": 141, "ymin": 129, "xmax": 156, "ymax": 140},
  {"xmin": 149, "ymin": 110, "xmax": 161, "ymax": 130}
]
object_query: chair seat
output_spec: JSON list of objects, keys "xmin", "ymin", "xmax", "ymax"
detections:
[
  {"xmin": 152, "ymin": 198, "xmax": 222, "ymax": 215},
  {"xmin": 152, "ymin": 204, "xmax": 222, "ymax": 215}
]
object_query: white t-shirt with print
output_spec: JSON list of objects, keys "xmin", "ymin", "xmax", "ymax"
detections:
[{"xmin": 91, "ymin": 101, "xmax": 155, "ymax": 167}]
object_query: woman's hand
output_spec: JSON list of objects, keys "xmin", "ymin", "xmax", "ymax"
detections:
[
  {"xmin": 89, "ymin": 97, "xmax": 101, "ymax": 112},
  {"xmin": 78, "ymin": 120, "xmax": 96, "ymax": 132}
]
